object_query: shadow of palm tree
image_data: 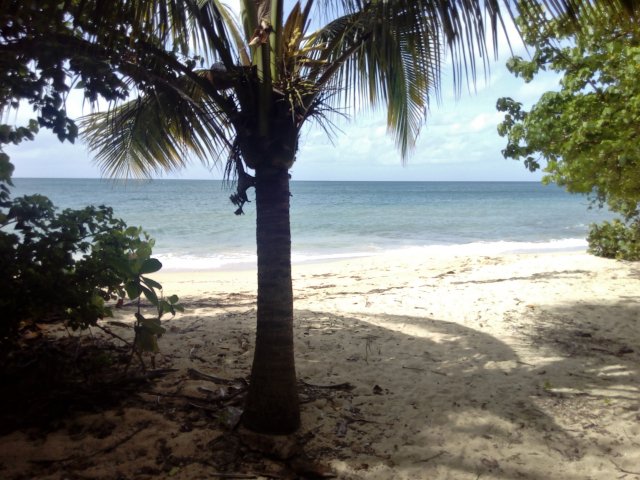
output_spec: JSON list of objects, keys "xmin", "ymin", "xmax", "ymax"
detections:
[
  {"xmin": 521, "ymin": 300, "xmax": 639, "ymax": 401},
  {"xmin": 293, "ymin": 306, "xmax": 639, "ymax": 479},
  {"xmin": 449, "ymin": 269, "xmax": 592, "ymax": 285}
]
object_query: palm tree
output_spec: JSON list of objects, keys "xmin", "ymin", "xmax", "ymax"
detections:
[{"xmin": 81, "ymin": 0, "xmax": 636, "ymax": 434}]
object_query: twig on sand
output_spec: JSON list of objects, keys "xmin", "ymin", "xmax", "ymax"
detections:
[
  {"xmin": 89, "ymin": 422, "xmax": 150, "ymax": 457},
  {"xmin": 188, "ymin": 368, "xmax": 239, "ymax": 385},
  {"xmin": 209, "ymin": 472, "xmax": 284, "ymax": 479},
  {"xmin": 189, "ymin": 401, "xmax": 220, "ymax": 412},
  {"xmin": 196, "ymin": 386, "xmax": 247, "ymax": 406},
  {"xmin": 399, "ymin": 364, "xmax": 449, "ymax": 376},
  {"xmin": 189, "ymin": 346, "xmax": 208, "ymax": 362},
  {"xmin": 214, "ymin": 387, "xmax": 247, "ymax": 404},
  {"xmin": 516, "ymin": 360, "xmax": 535, "ymax": 367},
  {"xmin": 416, "ymin": 451, "xmax": 446, "ymax": 463},
  {"xmin": 300, "ymin": 380, "xmax": 354, "ymax": 390},
  {"xmin": 402, "ymin": 365, "xmax": 448, "ymax": 377},
  {"xmin": 610, "ymin": 459, "xmax": 640, "ymax": 476},
  {"xmin": 188, "ymin": 385, "xmax": 247, "ymax": 410},
  {"xmin": 140, "ymin": 390, "xmax": 205, "ymax": 403},
  {"xmin": 145, "ymin": 383, "xmax": 247, "ymax": 410},
  {"xmin": 401, "ymin": 365, "xmax": 426, "ymax": 372},
  {"xmin": 342, "ymin": 414, "xmax": 382, "ymax": 425},
  {"xmin": 175, "ymin": 319, "xmax": 204, "ymax": 334},
  {"xmin": 208, "ymin": 473, "xmax": 257, "ymax": 479},
  {"xmin": 95, "ymin": 323, "xmax": 132, "ymax": 346}
]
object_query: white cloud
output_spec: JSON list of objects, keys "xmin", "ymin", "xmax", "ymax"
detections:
[
  {"xmin": 516, "ymin": 73, "xmax": 561, "ymax": 106},
  {"xmin": 468, "ymin": 112, "xmax": 503, "ymax": 132}
]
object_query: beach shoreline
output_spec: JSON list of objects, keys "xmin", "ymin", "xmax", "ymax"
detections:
[
  {"xmin": 153, "ymin": 248, "xmax": 595, "ymax": 295},
  {"xmin": 1, "ymin": 250, "xmax": 639, "ymax": 479},
  {"xmin": 154, "ymin": 240, "xmax": 592, "ymax": 274}
]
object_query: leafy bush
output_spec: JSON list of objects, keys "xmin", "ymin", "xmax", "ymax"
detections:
[
  {"xmin": 587, "ymin": 219, "xmax": 640, "ymax": 261},
  {"xmin": 0, "ymin": 192, "xmax": 181, "ymax": 354}
]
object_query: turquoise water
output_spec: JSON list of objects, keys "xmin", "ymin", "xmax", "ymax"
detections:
[{"xmin": 10, "ymin": 179, "xmax": 612, "ymax": 270}]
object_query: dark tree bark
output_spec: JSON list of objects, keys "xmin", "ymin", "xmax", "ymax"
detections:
[{"xmin": 242, "ymin": 165, "xmax": 300, "ymax": 434}]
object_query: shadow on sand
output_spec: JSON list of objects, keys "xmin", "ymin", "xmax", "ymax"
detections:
[{"xmin": 291, "ymin": 300, "xmax": 639, "ymax": 479}]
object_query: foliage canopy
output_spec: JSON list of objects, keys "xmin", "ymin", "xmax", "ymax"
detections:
[
  {"xmin": 0, "ymin": 0, "xmax": 206, "ymax": 186},
  {"xmin": 497, "ymin": 12, "xmax": 640, "ymax": 259},
  {"xmin": 497, "ymin": 13, "xmax": 640, "ymax": 215},
  {"xmin": 0, "ymin": 193, "xmax": 181, "ymax": 353}
]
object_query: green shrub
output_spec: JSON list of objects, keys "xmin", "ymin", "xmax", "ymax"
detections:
[
  {"xmin": 587, "ymin": 219, "xmax": 640, "ymax": 261},
  {"xmin": 0, "ymin": 192, "xmax": 181, "ymax": 355}
]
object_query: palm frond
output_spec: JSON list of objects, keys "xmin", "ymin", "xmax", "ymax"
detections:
[
  {"xmin": 80, "ymin": 74, "xmax": 235, "ymax": 178},
  {"xmin": 117, "ymin": 0, "xmax": 203, "ymax": 57},
  {"xmin": 211, "ymin": 0, "xmax": 251, "ymax": 65},
  {"xmin": 304, "ymin": 2, "xmax": 441, "ymax": 157},
  {"xmin": 300, "ymin": 0, "xmax": 639, "ymax": 160},
  {"xmin": 309, "ymin": 0, "xmax": 638, "ymax": 89}
]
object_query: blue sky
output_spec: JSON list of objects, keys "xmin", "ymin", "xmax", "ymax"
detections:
[{"xmin": 6, "ymin": 7, "xmax": 559, "ymax": 182}]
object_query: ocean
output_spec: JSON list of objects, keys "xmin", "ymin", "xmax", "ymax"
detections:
[{"xmin": 9, "ymin": 179, "xmax": 612, "ymax": 271}]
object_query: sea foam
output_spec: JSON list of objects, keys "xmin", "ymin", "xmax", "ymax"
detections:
[{"xmin": 155, "ymin": 238, "xmax": 588, "ymax": 271}]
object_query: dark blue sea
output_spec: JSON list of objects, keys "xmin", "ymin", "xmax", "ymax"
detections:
[{"xmin": 10, "ymin": 179, "xmax": 612, "ymax": 270}]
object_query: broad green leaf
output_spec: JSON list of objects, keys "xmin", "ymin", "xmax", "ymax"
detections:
[
  {"xmin": 497, "ymin": 11, "xmax": 640, "ymax": 260},
  {"xmin": 140, "ymin": 258, "xmax": 162, "ymax": 274},
  {"xmin": 125, "ymin": 226, "xmax": 140, "ymax": 237},
  {"xmin": 125, "ymin": 282, "xmax": 141, "ymax": 300},
  {"xmin": 141, "ymin": 285, "xmax": 159, "ymax": 305},
  {"xmin": 136, "ymin": 244, "xmax": 153, "ymax": 262},
  {"xmin": 141, "ymin": 276, "xmax": 162, "ymax": 290},
  {"xmin": 168, "ymin": 294, "xmax": 179, "ymax": 304}
]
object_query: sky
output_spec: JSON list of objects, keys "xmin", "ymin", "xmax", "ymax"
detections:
[{"xmin": 6, "ymin": 6, "xmax": 560, "ymax": 182}]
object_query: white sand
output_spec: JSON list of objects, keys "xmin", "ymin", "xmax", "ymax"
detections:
[{"xmin": 1, "ymin": 251, "xmax": 639, "ymax": 479}]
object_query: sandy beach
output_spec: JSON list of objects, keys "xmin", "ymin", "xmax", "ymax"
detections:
[{"xmin": 1, "ymin": 250, "xmax": 639, "ymax": 479}]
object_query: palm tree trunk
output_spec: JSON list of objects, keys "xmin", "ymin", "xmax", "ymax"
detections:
[{"xmin": 242, "ymin": 165, "xmax": 300, "ymax": 434}]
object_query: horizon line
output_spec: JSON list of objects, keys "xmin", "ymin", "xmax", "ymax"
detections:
[{"xmin": 12, "ymin": 176, "xmax": 543, "ymax": 183}]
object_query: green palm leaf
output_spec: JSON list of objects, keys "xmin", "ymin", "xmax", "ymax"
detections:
[
  {"xmin": 303, "ymin": 3, "xmax": 440, "ymax": 157},
  {"xmin": 297, "ymin": 0, "xmax": 637, "ymax": 158},
  {"xmin": 80, "ymin": 74, "xmax": 235, "ymax": 178}
]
